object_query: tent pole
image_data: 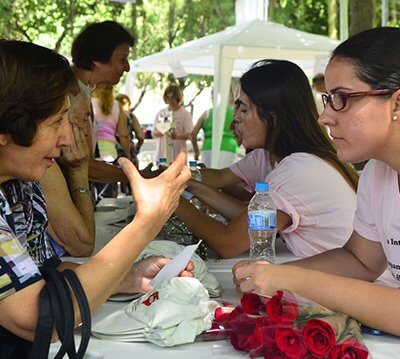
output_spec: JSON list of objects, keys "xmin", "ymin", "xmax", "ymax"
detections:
[
  {"xmin": 211, "ymin": 46, "xmax": 233, "ymax": 168},
  {"xmin": 339, "ymin": 0, "xmax": 349, "ymax": 40}
]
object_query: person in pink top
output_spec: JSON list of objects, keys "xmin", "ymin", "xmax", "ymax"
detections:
[
  {"xmin": 234, "ymin": 27, "xmax": 400, "ymax": 337},
  {"xmin": 175, "ymin": 59, "xmax": 359, "ymax": 259},
  {"xmin": 152, "ymin": 84, "xmax": 193, "ymax": 163},
  {"xmin": 92, "ymin": 86, "xmax": 131, "ymax": 162}
]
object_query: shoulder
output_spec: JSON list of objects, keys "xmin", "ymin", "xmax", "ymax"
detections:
[
  {"xmin": 358, "ymin": 159, "xmax": 393, "ymax": 192},
  {"xmin": 276, "ymin": 152, "xmax": 328, "ymax": 172},
  {"xmin": 269, "ymin": 153, "xmax": 350, "ymax": 190},
  {"xmin": 179, "ymin": 107, "xmax": 192, "ymax": 118},
  {"xmin": 249, "ymin": 149, "xmax": 270, "ymax": 162}
]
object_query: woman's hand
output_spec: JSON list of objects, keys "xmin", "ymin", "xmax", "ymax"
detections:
[
  {"xmin": 232, "ymin": 259, "xmax": 283, "ymax": 296},
  {"xmin": 59, "ymin": 123, "xmax": 89, "ymax": 170},
  {"xmin": 116, "ymin": 256, "xmax": 194, "ymax": 294},
  {"xmin": 118, "ymin": 150, "xmax": 191, "ymax": 226}
]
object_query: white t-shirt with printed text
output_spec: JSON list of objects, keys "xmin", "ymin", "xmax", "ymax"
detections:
[{"xmin": 354, "ymin": 159, "xmax": 400, "ymax": 285}]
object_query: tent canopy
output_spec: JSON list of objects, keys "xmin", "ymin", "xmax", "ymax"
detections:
[{"xmin": 129, "ymin": 20, "xmax": 339, "ymax": 167}]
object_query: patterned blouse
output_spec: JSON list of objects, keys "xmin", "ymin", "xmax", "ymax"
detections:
[{"xmin": 0, "ymin": 180, "xmax": 60, "ymax": 300}]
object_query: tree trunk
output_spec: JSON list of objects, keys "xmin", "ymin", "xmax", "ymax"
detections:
[
  {"xmin": 327, "ymin": 0, "xmax": 338, "ymax": 39},
  {"xmin": 268, "ymin": 0, "xmax": 278, "ymax": 21},
  {"xmin": 349, "ymin": 0, "xmax": 374, "ymax": 36}
]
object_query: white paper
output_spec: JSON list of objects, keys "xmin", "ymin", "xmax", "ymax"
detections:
[{"xmin": 149, "ymin": 240, "xmax": 201, "ymax": 287}]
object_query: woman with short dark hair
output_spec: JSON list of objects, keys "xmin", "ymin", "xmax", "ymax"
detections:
[{"xmin": 0, "ymin": 40, "xmax": 190, "ymax": 346}]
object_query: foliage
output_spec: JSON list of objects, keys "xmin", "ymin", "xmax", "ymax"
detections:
[
  {"xmin": 1, "ymin": 0, "xmax": 396, "ymax": 105},
  {"xmin": 268, "ymin": 0, "xmax": 330, "ymax": 36},
  {"xmin": 0, "ymin": 0, "xmax": 129, "ymax": 53},
  {"xmin": 0, "ymin": 0, "xmax": 235, "ymax": 105},
  {"xmin": 131, "ymin": 0, "xmax": 235, "ymax": 105}
]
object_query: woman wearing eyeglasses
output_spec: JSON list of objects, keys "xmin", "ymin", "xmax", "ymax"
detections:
[
  {"xmin": 175, "ymin": 59, "xmax": 360, "ymax": 261},
  {"xmin": 234, "ymin": 27, "xmax": 400, "ymax": 336}
]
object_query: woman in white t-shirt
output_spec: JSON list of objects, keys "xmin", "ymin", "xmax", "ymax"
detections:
[
  {"xmin": 175, "ymin": 59, "xmax": 358, "ymax": 259},
  {"xmin": 234, "ymin": 27, "xmax": 400, "ymax": 337},
  {"xmin": 152, "ymin": 84, "xmax": 193, "ymax": 163}
]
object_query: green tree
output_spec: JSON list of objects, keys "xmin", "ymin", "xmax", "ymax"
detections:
[
  {"xmin": 268, "ymin": 0, "xmax": 330, "ymax": 36},
  {"xmin": 0, "ymin": 0, "xmax": 235, "ymax": 106}
]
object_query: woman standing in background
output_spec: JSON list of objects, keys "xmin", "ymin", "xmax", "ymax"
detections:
[
  {"xmin": 92, "ymin": 86, "xmax": 131, "ymax": 162},
  {"xmin": 116, "ymin": 93, "xmax": 144, "ymax": 168},
  {"xmin": 152, "ymin": 84, "xmax": 193, "ymax": 163},
  {"xmin": 192, "ymin": 88, "xmax": 238, "ymax": 168}
]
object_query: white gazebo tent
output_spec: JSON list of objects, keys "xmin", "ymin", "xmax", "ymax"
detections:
[{"xmin": 129, "ymin": 20, "xmax": 339, "ymax": 167}]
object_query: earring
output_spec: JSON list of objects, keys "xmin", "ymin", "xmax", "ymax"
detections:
[{"xmin": 393, "ymin": 115, "xmax": 399, "ymax": 121}]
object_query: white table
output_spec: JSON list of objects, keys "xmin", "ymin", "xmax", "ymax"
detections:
[{"xmin": 54, "ymin": 213, "xmax": 400, "ymax": 358}]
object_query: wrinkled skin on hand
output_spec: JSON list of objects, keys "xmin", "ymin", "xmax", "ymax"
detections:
[
  {"xmin": 119, "ymin": 150, "xmax": 191, "ymax": 226},
  {"xmin": 117, "ymin": 256, "xmax": 194, "ymax": 294},
  {"xmin": 60, "ymin": 123, "xmax": 89, "ymax": 169}
]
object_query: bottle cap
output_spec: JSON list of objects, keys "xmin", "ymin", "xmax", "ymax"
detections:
[
  {"xmin": 159, "ymin": 158, "xmax": 167, "ymax": 164},
  {"xmin": 255, "ymin": 182, "xmax": 269, "ymax": 191},
  {"xmin": 189, "ymin": 160, "xmax": 197, "ymax": 167}
]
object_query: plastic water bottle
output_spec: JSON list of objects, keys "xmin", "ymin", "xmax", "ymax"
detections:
[
  {"xmin": 189, "ymin": 160, "xmax": 201, "ymax": 181},
  {"xmin": 247, "ymin": 182, "xmax": 277, "ymax": 261},
  {"xmin": 189, "ymin": 160, "xmax": 205, "ymax": 211}
]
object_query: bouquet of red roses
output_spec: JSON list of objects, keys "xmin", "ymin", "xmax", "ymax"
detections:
[{"xmin": 211, "ymin": 290, "xmax": 369, "ymax": 359}]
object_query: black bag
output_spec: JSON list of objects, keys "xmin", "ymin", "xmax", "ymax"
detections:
[{"xmin": 0, "ymin": 267, "xmax": 91, "ymax": 359}]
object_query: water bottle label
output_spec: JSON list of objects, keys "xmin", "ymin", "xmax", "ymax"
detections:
[{"xmin": 248, "ymin": 210, "xmax": 276, "ymax": 230}]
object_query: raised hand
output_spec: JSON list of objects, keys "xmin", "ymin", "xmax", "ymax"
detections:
[
  {"xmin": 118, "ymin": 150, "xmax": 191, "ymax": 226},
  {"xmin": 59, "ymin": 123, "xmax": 89, "ymax": 169}
]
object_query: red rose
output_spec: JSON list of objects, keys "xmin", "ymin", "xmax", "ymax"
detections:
[
  {"xmin": 241, "ymin": 293, "xmax": 263, "ymax": 315},
  {"xmin": 275, "ymin": 327, "xmax": 308, "ymax": 359},
  {"xmin": 214, "ymin": 307, "xmax": 232, "ymax": 324},
  {"xmin": 227, "ymin": 313, "xmax": 256, "ymax": 351},
  {"xmin": 303, "ymin": 319, "xmax": 336, "ymax": 357},
  {"xmin": 230, "ymin": 306, "xmax": 244, "ymax": 320},
  {"xmin": 330, "ymin": 338, "xmax": 369, "ymax": 359},
  {"xmin": 266, "ymin": 290, "xmax": 299, "ymax": 325}
]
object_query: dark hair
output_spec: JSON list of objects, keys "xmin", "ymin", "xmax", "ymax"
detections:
[
  {"xmin": 312, "ymin": 73, "xmax": 324, "ymax": 84},
  {"xmin": 0, "ymin": 40, "xmax": 75, "ymax": 147},
  {"xmin": 331, "ymin": 27, "xmax": 400, "ymax": 90},
  {"xmin": 163, "ymin": 84, "xmax": 183, "ymax": 106},
  {"xmin": 240, "ymin": 59, "xmax": 358, "ymax": 191},
  {"xmin": 72, "ymin": 21, "xmax": 134, "ymax": 70},
  {"xmin": 115, "ymin": 93, "xmax": 131, "ymax": 106}
]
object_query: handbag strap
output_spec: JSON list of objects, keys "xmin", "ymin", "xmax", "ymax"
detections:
[
  {"xmin": 24, "ymin": 287, "xmax": 52, "ymax": 359},
  {"xmin": 43, "ymin": 268, "xmax": 76, "ymax": 359},
  {"xmin": 62, "ymin": 269, "xmax": 91, "ymax": 359},
  {"xmin": 30, "ymin": 267, "xmax": 91, "ymax": 359}
]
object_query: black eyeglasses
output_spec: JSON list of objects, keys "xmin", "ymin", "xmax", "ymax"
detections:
[{"xmin": 321, "ymin": 89, "xmax": 398, "ymax": 112}]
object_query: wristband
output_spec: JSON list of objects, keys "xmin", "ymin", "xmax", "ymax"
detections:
[{"xmin": 72, "ymin": 186, "xmax": 94, "ymax": 205}]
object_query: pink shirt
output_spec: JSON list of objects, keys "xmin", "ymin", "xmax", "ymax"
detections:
[
  {"xmin": 354, "ymin": 160, "xmax": 400, "ymax": 286},
  {"xmin": 232, "ymin": 151, "xmax": 356, "ymax": 258},
  {"xmin": 229, "ymin": 149, "xmax": 273, "ymax": 192},
  {"xmin": 153, "ymin": 107, "xmax": 193, "ymax": 162},
  {"xmin": 92, "ymin": 98, "xmax": 120, "ymax": 143}
]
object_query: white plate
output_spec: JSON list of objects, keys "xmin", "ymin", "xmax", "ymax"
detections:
[{"xmin": 107, "ymin": 293, "xmax": 143, "ymax": 302}]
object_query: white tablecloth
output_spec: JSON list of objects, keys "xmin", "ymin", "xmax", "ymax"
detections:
[{"xmin": 55, "ymin": 208, "xmax": 400, "ymax": 359}]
